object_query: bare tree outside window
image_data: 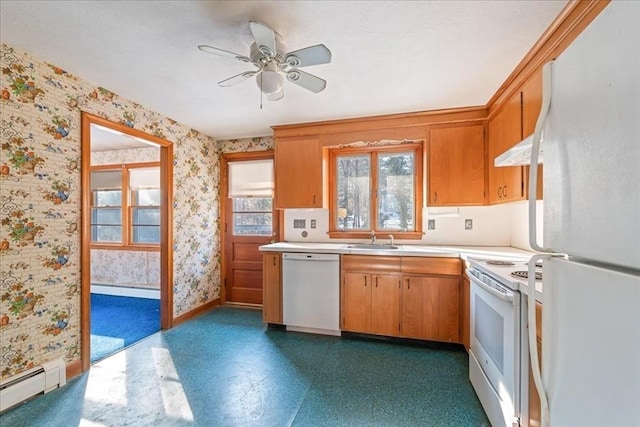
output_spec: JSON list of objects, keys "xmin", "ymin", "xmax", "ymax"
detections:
[
  {"xmin": 378, "ymin": 152, "xmax": 414, "ymax": 231},
  {"xmin": 336, "ymin": 154, "xmax": 370, "ymax": 230}
]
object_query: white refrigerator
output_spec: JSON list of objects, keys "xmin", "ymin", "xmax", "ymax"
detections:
[{"xmin": 526, "ymin": 2, "xmax": 640, "ymax": 426}]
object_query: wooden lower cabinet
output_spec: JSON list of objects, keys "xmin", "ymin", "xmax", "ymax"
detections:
[
  {"xmin": 528, "ymin": 301, "xmax": 543, "ymax": 426},
  {"xmin": 462, "ymin": 276, "xmax": 470, "ymax": 351},
  {"xmin": 262, "ymin": 253, "xmax": 282, "ymax": 324},
  {"xmin": 402, "ymin": 275, "xmax": 460, "ymax": 342},
  {"xmin": 341, "ymin": 255, "xmax": 462, "ymax": 343},
  {"xmin": 342, "ymin": 271, "xmax": 401, "ymax": 336}
]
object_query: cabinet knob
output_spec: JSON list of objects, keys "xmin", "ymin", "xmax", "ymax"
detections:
[
  {"xmin": 313, "ymin": 194, "xmax": 316, "ymax": 204},
  {"xmin": 407, "ymin": 278, "xmax": 410, "ymax": 290},
  {"xmin": 434, "ymin": 192, "xmax": 438, "ymax": 202},
  {"xmin": 503, "ymin": 185, "xmax": 507, "ymax": 198},
  {"xmin": 273, "ymin": 256, "xmax": 276, "ymax": 266},
  {"xmin": 375, "ymin": 276, "xmax": 378, "ymax": 287},
  {"xmin": 498, "ymin": 186, "xmax": 503, "ymax": 199},
  {"xmin": 364, "ymin": 275, "xmax": 367, "ymax": 286}
]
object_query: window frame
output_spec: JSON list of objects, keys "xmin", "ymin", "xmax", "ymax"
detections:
[
  {"xmin": 328, "ymin": 142, "xmax": 423, "ymax": 239},
  {"xmin": 90, "ymin": 162, "xmax": 161, "ymax": 251}
]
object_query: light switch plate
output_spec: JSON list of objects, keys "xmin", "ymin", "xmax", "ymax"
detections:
[
  {"xmin": 428, "ymin": 219, "xmax": 436, "ymax": 230},
  {"xmin": 293, "ymin": 219, "xmax": 306, "ymax": 229},
  {"xmin": 310, "ymin": 219, "xmax": 316, "ymax": 229},
  {"xmin": 465, "ymin": 219, "xmax": 473, "ymax": 230}
]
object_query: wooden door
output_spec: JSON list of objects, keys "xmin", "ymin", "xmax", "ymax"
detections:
[
  {"xmin": 428, "ymin": 124, "xmax": 486, "ymax": 206},
  {"xmin": 402, "ymin": 275, "xmax": 460, "ymax": 342},
  {"xmin": 342, "ymin": 272, "xmax": 371, "ymax": 332},
  {"xmin": 221, "ymin": 152, "xmax": 277, "ymax": 305},
  {"xmin": 371, "ymin": 274, "xmax": 401, "ymax": 336},
  {"xmin": 262, "ymin": 253, "xmax": 282, "ymax": 323}
]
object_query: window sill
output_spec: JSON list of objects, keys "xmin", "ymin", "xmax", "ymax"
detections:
[
  {"xmin": 90, "ymin": 243, "xmax": 160, "ymax": 252},
  {"xmin": 328, "ymin": 231, "xmax": 424, "ymax": 240}
]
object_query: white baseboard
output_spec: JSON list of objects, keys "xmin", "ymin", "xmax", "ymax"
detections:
[{"xmin": 91, "ymin": 284, "xmax": 160, "ymax": 300}]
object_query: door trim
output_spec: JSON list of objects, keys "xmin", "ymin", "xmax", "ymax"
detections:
[
  {"xmin": 80, "ymin": 112, "xmax": 174, "ymax": 372},
  {"xmin": 220, "ymin": 150, "xmax": 276, "ymax": 305}
]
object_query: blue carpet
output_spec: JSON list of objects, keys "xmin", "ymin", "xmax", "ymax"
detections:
[{"xmin": 90, "ymin": 294, "xmax": 160, "ymax": 363}]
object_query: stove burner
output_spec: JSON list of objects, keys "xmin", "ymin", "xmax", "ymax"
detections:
[
  {"xmin": 486, "ymin": 260, "xmax": 515, "ymax": 266},
  {"xmin": 511, "ymin": 270, "xmax": 542, "ymax": 280}
]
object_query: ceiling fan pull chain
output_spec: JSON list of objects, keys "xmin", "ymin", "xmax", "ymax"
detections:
[{"xmin": 260, "ymin": 72, "xmax": 263, "ymax": 110}]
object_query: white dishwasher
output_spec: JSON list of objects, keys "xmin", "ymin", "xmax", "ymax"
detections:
[{"xmin": 282, "ymin": 252, "xmax": 340, "ymax": 336}]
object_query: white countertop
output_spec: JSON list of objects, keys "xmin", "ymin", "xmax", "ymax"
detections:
[{"xmin": 259, "ymin": 241, "xmax": 535, "ymax": 260}]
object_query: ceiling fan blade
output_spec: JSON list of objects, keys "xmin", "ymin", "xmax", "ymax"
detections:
[
  {"xmin": 284, "ymin": 44, "xmax": 332, "ymax": 68},
  {"xmin": 218, "ymin": 71, "xmax": 259, "ymax": 87},
  {"xmin": 249, "ymin": 21, "xmax": 277, "ymax": 57},
  {"xmin": 267, "ymin": 87, "xmax": 284, "ymax": 101},
  {"xmin": 198, "ymin": 45, "xmax": 253, "ymax": 64},
  {"xmin": 286, "ymin": 70, "xmax": 327, "ymax": 93}
]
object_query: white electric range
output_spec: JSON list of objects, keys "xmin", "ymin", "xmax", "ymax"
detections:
[{"xmin": 466, "ymin": 257, "xmax": 543, "ymax": 427}]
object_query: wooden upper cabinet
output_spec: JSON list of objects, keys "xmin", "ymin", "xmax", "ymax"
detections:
[
  {"xmin": 274, "ymin": 136, "xmax": 322, "ymax": 208},
  {"xmin": 428, "ymin": 124, "xmax": 486, "ymax": 206},
  {"xmin": 521, "ymin": 69, "xmax": 544, "ymax": 200},
  {"xmin": 488, "ymin": 91, "xmax": 525, "ymax": 204}
]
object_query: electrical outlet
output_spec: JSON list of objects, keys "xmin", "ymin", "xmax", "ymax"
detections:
[
  {"xmin": 310, "ymin": 219, "xmax": 316, "ymax": 229},
  {"xmin": 293, "ymin": 219, "xmax": 306, "ymax": 229},
  {"xmin": 428, "ymin": 219, "xmax": 436, "ymax": 230},
  {"xmin": 465, "ymin": 219, "xmax": 473, "ymax": 230}
]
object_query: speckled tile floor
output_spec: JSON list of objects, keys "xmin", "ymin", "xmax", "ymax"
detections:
[{"xmin": 0, "ymin": 306, "xmax": 490, "ymax": 426}]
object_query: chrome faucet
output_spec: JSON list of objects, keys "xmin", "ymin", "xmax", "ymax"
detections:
[
  {"xmin": 388, "ymin": 234, "xmax": 394, "ymax": 246},
  {"xmin": 370, "ymin": 230, "xmax": 376, "ymax": 244}
]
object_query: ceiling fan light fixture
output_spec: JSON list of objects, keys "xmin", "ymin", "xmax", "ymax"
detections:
[{"xmin": 257, "ymin": 63, "xmax": 283, "ymax": 95}]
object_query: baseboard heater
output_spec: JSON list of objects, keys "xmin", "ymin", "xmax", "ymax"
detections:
[{"xmin": 0, "ymin": 358, "xmax": 66, "ymax": 413}]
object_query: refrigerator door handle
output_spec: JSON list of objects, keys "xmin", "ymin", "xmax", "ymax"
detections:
[{"xmin": 529, "ymin": 61, "xmax": 553, "ymax": 253}]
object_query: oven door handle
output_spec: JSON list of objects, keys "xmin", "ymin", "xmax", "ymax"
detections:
[{"xmin": 466, "ymin": 269, "xmax": 515, "ymax": 303}]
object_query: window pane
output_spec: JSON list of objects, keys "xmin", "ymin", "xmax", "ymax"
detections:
[
  {"xmin": 378, "ymin": 152, "xmax": 414, "ymax": 231},
  {"xmin": 92, "ymin": 208, "xmax": 122, "ymax": 225},
  {"xmin": 132, "ymin": 226, "xmax": 160, "ymax": 243},
  {"xmin": 336, "ymin": 155, "xmax": 370, "ymax": 230},
  {"xmin": 95, "ymin": 190, "xmax": 122, "ymax": 207},
  {"xmin": 132, "ymin": 189, "xmax": 161, "ymax": 206},
  {"xmin": 92, "ymin": 225, "xmax": 122, "ymax": 242},
  {"xmin": 233, "ymin": 213, "xmax": 272, "ymax": 236},
  {"xmin": 133, "ymin": 207, "xmax": 160, "ymax": 225},
  {"xmin": 233, "ymin": 198, "xmax": 272, "ymax": 212}
]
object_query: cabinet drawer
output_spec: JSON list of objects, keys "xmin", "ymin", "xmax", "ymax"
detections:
[
  {"xmin": 342, "ymin": 255, "xmax": 401, "ymax": 272},
  {"xmin": 401, "ymin": 257, "xmax": 461, "ymax": 276}
]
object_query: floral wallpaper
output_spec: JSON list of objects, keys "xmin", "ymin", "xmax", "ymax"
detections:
[
  {"xmin": 0, "ymin": 43, "xmax": 219, "ymax": 380},
  {"xmin": 91, "ymin": 146, "xmax": 160, "ymax": 165},
  {"xmin": 218, "ymin": 136, "xmax": 274, "ymax": 153},
  {"xmin": 91, "ymin": 249, "xmax": 159, "ymax": 289}
]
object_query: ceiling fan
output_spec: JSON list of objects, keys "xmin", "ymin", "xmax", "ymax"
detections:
[{"xmin": 198, "ymin": 21, "xmax": 331, "ymax": 101}]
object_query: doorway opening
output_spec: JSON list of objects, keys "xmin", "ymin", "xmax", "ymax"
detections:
[
  {"xmin": 80, "ymin": 113, "xmax": 173, "ymax": 369},
  {"xmin": 220, "ymin": 151, "xmax": 277, "ymax": 306}
]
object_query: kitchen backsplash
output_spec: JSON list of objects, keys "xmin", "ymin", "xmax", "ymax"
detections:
[{"xmin": 283, "ymin": 201, "xmax": 543, "ymax": 249}]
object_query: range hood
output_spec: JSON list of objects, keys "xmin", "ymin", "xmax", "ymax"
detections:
[{"xmin": 494, "ymin": 134, "xmax": 543, "ymax": 167}]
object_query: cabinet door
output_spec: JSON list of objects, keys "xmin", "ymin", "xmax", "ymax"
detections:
[
  {"xmin": 274, "ymin": 136, "xmax": 322, "ymax": 208},
  {"xmin": 428, "ymin": 125, "xmax": 485, "ymax": 206},
  {"xmin": 488, "ymin": 91, "xmax": 525, "ymax": 204},
  {"xmin": 402, "ymin": 276, "xmax": 461, "ymax": 342},
  {"xmin": 342, "ymin": 272, "xmax": 371, "ymax": 332},
  {"xmin": 371, "ymin": 274, "xmax": 401, "ymax": 336},
  {"xmin": 522, "ymin": 68, "xmax": 544, "ymax": 200},
  {"xmin": 262, "ymin": 253, "xmax": 282, "ymax": 324}
]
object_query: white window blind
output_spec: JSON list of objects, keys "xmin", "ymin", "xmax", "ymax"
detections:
[
  {"xmin": 130, "ymin": 167, "xmax": 160, "ymax": 189},
  {"xmin": 91, "ymin": 170, "xmax": 122, "ymax": 190},
  {"xmin": 229, "ymin": 159, "xmax": 274, "ymax": 197}
]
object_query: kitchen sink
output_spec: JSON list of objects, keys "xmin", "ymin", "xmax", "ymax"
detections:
[{"xmin": 345, "ymin": 244, "xmax": 399, "ymax": 250}]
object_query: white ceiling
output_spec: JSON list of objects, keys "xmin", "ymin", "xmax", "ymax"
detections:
[{"xmin": 0, "ymin": 0, "xmax": 567, "ymax": 140}]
